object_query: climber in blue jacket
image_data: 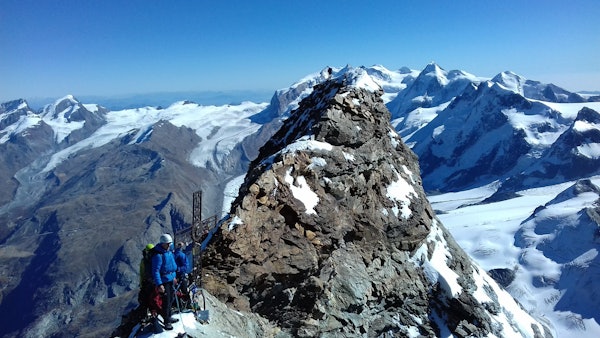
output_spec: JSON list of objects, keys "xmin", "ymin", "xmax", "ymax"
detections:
[
  {"xmin": 174, "ymin": 242, "xmax": 190, "ymax": 304},
  {"xmin": 151, "ymin": 233, "xmax": 178, "ymax": 331}
]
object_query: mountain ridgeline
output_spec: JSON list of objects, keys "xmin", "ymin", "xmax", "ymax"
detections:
[
  {"xmin": 0, "ymin": 63, "xmax": 598, "ymax": 337},
  {"xmin": 202, "ymin": 73, "xmax": 552, "ymax": 337}
]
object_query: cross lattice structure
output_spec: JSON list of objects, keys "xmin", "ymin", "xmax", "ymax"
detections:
[{"xmin": 173, "ymin": 191, "xmax": 218, "ymax": 285}]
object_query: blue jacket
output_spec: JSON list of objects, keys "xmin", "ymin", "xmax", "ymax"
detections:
[
  {"xmin": 174, "ymin": 248, "xmax": 189, "ymax": 275},
  {"xmin": 151, "ymin": 244, "xmax": 177, "ymax": 286}
]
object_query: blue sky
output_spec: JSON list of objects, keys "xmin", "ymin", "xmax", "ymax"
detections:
[{"xmin": 1, "ymin": 0, "xmax": 599, "ymax": 103}]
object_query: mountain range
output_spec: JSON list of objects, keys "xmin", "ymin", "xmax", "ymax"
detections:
[{"xmin": 0, "ymin": 63, "xmax": 599, "ymax": 337}]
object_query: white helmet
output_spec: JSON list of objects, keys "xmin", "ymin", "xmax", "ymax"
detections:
[{"xmin": 159, "ymin": 233, "xmax": 173, "ymax": 244}]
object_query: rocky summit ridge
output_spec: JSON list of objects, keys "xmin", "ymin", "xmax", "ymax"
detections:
[{"xmin": 201, "ymin": 71, "xmax": 553, "ymax": 337}]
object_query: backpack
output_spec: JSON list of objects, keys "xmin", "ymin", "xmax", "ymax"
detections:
[{"xmin": 142, "ymin": 247, "xmax": 164, "ymax": 283}]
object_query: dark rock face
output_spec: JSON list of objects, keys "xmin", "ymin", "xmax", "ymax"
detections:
[
  {"xmin": 488, "ymin": 268, "xmax": 517, "ymax": 288},
  {"xmin": 203, "ymin": 76, "xmax": 552, "ymax": 337}
]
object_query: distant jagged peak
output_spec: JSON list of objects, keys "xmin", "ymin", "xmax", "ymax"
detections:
[
  {"xmin": 37, "ymin": 94, "xmax": 108, "ymax": 144},
  {"xmin": 0, "ymin": 98, "xmax": 31, "ymax": 114},
  {"xmin": 423, "ymin": 61, "xmax": 444, "ymax": 73},
  {"xmin": 296, "ymin": 64, "xmax": 414, "ymax": 94},
  {"xmin": 483, "ymin": 78, "xmax": 525, "ymax": 98},
  {"xmin": 556, "ymin": 106, "xmax": 600, "ymax": 139},
  {"xmin": 314, "ymin": 65, "xmax": 382, "ymax": 92},
  {"xmin": 0, "ymin": 99, "xmax": 42, "ymax": 144},
  {"xmin": 40, "ymin": 94, "xmax": 106, "ymax": 119},
  {"xmin": 56, "ymin": 94, "xmax": 79, "ymax": 105},
  {"xmin": 414, "ymin": 62, "xmax": 479, "ymax": 87},
  {"xmin": 269, "ymin": 65, "xmax": 396, "ymax": 119},
  {"xmin": 420, "ymin": 62, "xmax": 449, "ymax": 85},
  {"xmin": 364, "ymin": 65, "xmax": 419, "ymax": 93},
  {"xmin": 446, "ymin": 68, "xmax": 481, "ymax": 82},
  {"xmin": 573, "ymin": 106, "xmax": 600, "ymax": 124},
  {"xmin": 490, "ymin": 72, "xmax": 588, "ymax": 103},
  {"xmin": 362, "ymin": 64, "xmax": 399, "ymax": 83},
  {"xmin": 492, "ymin": 71, "xmax": 527, "ymax": 94},
  {"xmin": 41, "ymin": 94, "xmax": 84, "ymax": 120}
]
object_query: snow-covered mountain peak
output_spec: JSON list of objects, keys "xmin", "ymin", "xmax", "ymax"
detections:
[
  {"xmin": 0, "ymin": 99, "xmax": 30, "ymax": 114},
  {"xmin": 569, "ymin": 108, "xmax": 600, "ymax": 160},
  {"xmin": 402, "ymin": 63, "xmax": 481, "ymax": 99},
  {"xmin": 264, "ymin": 65, "xmax": 416, "ymax": 122},
  {"xmin": 0, "ymin": 99, "xmax": 41, "ymax": 144},
  {"xmin": 1, "ymin": 99, "xmax": 32, "ymax": 125},
  {"xmin": 364, "ymin": 65, "xmax": 419, "ymax": 98},
  {"xmin": 312, "ymin": 65, "xmax": 383, "ymax": 93},
  {"xmin": 39, "ymin": 95, "xmax": 93, "ymax": 143},
  {"xmin": 421, "ymin": 62, "xmax": 449, "ymax": 85},
  {"xmin": 574, "ymin": 106, "xmax": 600, "ymax": 125},
  {"xmin": 59, "ymin": 94, "xmax": 77, "ymax": 103},
  {"xmin": 492, "ymin": 71, "xmax": 527, "ymax": 95},
  {"xmin": 422, "ymin": 61, "xmax": 443, "ymax": 73},
  {"xmin": 512, "ymin": 179, "xmax": 600, "ymax": 335},
  {"xmin": 43, "ymin": 95, "xmax": 79, "ymax": 115},
  {"xmin": 339, "ymin": 66, "xmax": 382, "ymax": 92},
  {"xmin": 386, "ymin": 64, "xmax": 479, "ymax": 124}
]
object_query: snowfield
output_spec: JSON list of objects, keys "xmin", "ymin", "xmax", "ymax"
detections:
[{"xmin": 429, "ymin": 177, "xmax": 600, "ymax": 338}]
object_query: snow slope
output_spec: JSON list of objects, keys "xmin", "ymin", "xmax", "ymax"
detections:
[{"xmin": 430, "ymin": 177, "xmax": 600, "ymax": 338}]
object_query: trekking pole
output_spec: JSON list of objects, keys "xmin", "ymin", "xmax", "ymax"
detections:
[{"xmin": 173, "ymin": 283, "xmax": 186, "ymax": 336}]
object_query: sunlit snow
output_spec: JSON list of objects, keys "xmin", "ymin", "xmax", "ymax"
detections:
[
  {"xmin": 424, "ymin": 221, "xmax": 462, "ymax": 297},
  {"xmin": 577, "ymin": 143, "xmax": 600, "ymax": 159},
  {"xmin": 574, "ymin": 120, "xmax": 600, "ymax": 132},
  {"xmin": 282, "ymin": 136, "xmax": 333, "ymax": 154},
  {"xmin": 385, "ymin": 170, "xmax": 417, "ymax": 219},
  {"xmin": 495, "ymin": 71, "xmax": 525, "ymax": 95},
  {"xmin": 307, "ymin": 157, "xmax": 327, "ymax": 169},
  {"xmin": 222, "ymin": 174, "xmax": 246, "ymax": 217},
  {"xmin": 40, "ymin": 95, "xmax": 87, "ymax": 143},
  {"xmin": 0, "ymin": 113, "xmax": 42, "ymax": 143},
  {"xmin": 502, "ymin": 107, "xmax": 566, "ymax": 146},
  {"xmin": 41, "ymin": 101, "xmax": 267, "ymax": 172},
  {"xmin": 430, "ymin": 176, "xmax": 600, "ymax": 338},
  {"xmin": 533, "ymin": 101, "xmax": 600, "ymax": 119},
  {"xmin": 284, "ymin": 167, "xmax": 319, "ymax": 215}
]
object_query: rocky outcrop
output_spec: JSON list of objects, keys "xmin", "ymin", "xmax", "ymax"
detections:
[{"xmin": 203, "ymin": 73, "xmax": 552, "ymax": 337}]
